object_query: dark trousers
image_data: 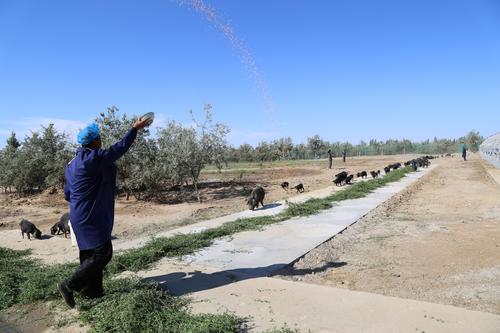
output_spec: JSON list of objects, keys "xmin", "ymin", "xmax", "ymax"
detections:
[{"xmin": 67, "ymin": 241, "xmax": 113, "ymax": 297}]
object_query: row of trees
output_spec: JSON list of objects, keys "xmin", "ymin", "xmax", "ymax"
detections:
[
  {"xmin": 0, "ymin": 106, "xmax": 483, "ymax": 199},
  {"xmin": 0, "ymin": 105, "xmax": 228, "ymax": 201},
  {"xmin": 226, "ymin": 131, "xmax": 483, "ymax": 162},
  {"xmin": 0, "ymin": 124, "xmax": 73, "ymax": 194}
]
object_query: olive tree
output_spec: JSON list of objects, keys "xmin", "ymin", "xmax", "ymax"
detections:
[
  {"xmin": 157, "ymin": 104, "xmax": 229, "ymax": 203},
  {"xmin": 0, "ymin": 132, "xmax": 21, "ymax": 192},
  {"xmin": 39, "ymin": 124, "xmax": 74, "ymax": 189},
  {"xmin": 464, "ymin": 130, "xmax": 483, "ymax": 152},
  {"xmin": 7, "ymin": 125, "xmax": 73, "ymax": 194},
  {"xmin": 307, "ymin": 135, "xmax": 326, "ymax": 159}
]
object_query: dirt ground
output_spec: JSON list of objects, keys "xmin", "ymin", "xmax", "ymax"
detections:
[
  {"xmin": 0, "ymin": 302, "xmax": 84, "ymax": 333},
  {"xmin": 276, "ymin": 154, "xmax": 500, "ymax": 314},
  {"xmin": 0, "ymin": 154, "xmax": 419, "ymax": 264}
]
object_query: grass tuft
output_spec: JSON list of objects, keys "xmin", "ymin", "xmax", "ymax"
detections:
[
  {"xmin": 285, "ymin": 199, "xmax": 333, "ymax": 217},
  {"xmin": 262, "ymin": 325, "xmax": 301, "ymax": 333}
]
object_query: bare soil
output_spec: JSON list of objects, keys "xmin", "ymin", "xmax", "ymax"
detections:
[
  {"xmin": 0, "ymin": 302, "xmax": 84, "ymax": 333},
  {"xmin": 276, "ymin": 154, "xmax": 500, "ymax": 314}
]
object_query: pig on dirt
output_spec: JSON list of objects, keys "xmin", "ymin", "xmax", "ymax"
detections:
[
  {"xmin": 19, "ymin": 219, "xmax": 42, "ymax": 240},
  {"xmin": 333, "ymin": 171, "xmax": 348, "ymax": 186},
  {"xmin": 51, "ymin": 212, "xmax": 71, "ymax": 238},
  {"xmin": 356, "ymin": 171, "xmax": 368, "ymax": 179},
  {"xmin": 247, "ymin": 186, "xmax": 265, "ymax": 210},
  {"xmin": 292, "ymin": 183, "xmax": 305, "ymax": 193}
]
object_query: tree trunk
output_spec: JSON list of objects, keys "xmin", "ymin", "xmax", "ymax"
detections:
[{"xmin": 193, "ymin": 179, "xmax": 201, "ymax": 203}]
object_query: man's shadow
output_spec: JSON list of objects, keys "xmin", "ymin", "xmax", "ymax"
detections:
[{"xmin": 143, "ymin": 261, "xmax": 346, "ymax": 296}]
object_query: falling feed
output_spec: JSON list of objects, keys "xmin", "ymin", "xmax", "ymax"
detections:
[{"xmin": 174, "ymin": 0, "xmax": 275, "ymax": 115}]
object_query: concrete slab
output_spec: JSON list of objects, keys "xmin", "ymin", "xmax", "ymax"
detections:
[{"xmin": 190, "ymin": 277, "xmax": 500, "ymax": 333}]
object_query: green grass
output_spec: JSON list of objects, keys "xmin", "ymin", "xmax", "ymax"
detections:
[
  {"xmin": 285, "ymin": 198, "xmax": 333, "ymax": 217},
  {"xmin": 78, "ymin": 278, "xmax": 242, "ymax": 333},
  {"xmin": 0, "ymin": 166, "xmax": 414, "ymax": 332},
  {"xmin": 0, "ymin": 247, "xmax": 78, "ymax": 310}
]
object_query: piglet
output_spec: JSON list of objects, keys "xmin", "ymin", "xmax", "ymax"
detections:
[{"xmin": 19, "ymin": 219, "xmax": 42, "ymax": 240}]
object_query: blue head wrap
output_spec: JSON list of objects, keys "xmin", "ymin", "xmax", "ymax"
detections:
[{"xmin": 77, "ymin": 123, "xmax": 101, "ymax": 146}]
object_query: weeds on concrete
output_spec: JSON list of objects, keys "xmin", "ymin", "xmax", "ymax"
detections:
[
  {"xmin": 284, "ymin": 167, "xmax": 413, "ymax": 217},
  {"xmin": 285, "ymin": 198, "xmax": 333, "ymax": 217},
  {"xmin": 108, "ymin": 215, "xmax": 286, "ymax": 274}
]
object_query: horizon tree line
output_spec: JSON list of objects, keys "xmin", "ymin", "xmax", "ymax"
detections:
[{"xmin": 0, "ymin": 107, "xmax": 484, "ymax": 198}]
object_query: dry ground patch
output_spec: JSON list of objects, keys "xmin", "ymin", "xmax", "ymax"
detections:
[{"xmin": 276, "ymin": 154, "xmax": 500, "ymax": 314}]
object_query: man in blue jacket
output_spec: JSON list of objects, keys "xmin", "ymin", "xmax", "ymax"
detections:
[{"xmin": 59, "ymin": 117, "xmax": 149, "ymax": 308}]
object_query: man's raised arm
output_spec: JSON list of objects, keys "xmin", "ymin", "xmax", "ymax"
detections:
[{"xmin": 98, "ymin": 117, "xmax": 150, "ymax": 163}]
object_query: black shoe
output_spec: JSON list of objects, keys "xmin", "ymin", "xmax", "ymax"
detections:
[{"xmin": 58, "ymin": 281, "xmax": 75, "ymax": 308}]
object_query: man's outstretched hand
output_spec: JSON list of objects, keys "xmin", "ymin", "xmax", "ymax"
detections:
[{"xmin": 133, "ymin": 117, "xmax": 151, "ymax": 130}]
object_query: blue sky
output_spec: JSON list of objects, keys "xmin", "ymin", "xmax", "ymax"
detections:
[{"xmin": 1, "ymin": 0, "xmax": 499, "ymax": 147}]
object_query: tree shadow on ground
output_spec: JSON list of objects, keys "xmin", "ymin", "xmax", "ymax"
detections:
[
  {"xmin": 143, "ymin": 261, "xmax": 346, "ymax": 296},
  {"xmin": 152, "ymin": 180, "xmax": 266, "ymax": 204}
]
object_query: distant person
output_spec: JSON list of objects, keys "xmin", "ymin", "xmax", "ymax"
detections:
[
  {"xmin": 327, "ymin": 149, "xmax": 333, "ymax": 169},
  {"xmin": 462, "ymin": 145, "xmax": 467, "ymax": 161},
  {"xmin": 342, "ymin": 150, "xmax": 346, "ymax": 163},
  {"xmin": 58, "ymin": 117, "xmax": 150, "ymax": 309}
]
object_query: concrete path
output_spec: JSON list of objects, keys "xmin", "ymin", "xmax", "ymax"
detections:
[{"xmin": 181, "ymin": 167, "xmax": 434, "ymax": 273}]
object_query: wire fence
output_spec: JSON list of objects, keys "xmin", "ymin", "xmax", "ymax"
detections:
[{"xmin": 480, "ymin": 133, "xmax": 500, "ymax": 168}]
